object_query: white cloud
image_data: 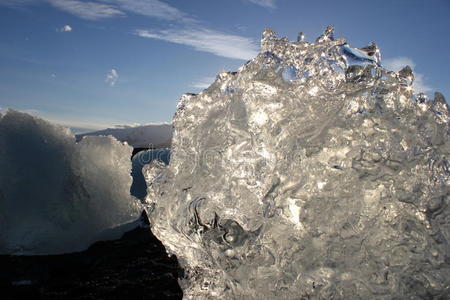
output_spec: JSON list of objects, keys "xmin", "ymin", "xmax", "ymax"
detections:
[
  {"xmin": 115, "ymin": 0, "xmax": 189, "ymax": 21},
  {"xmin": 384, "ymin": 57, "xmax": 432, "ymax": 93},
  {"xmin": 191, "ymin": 77, "xmax": 215, "ymax": 89},
  {"xmin": 57, "ymin": 24, "xmax": 72, "ymax": 32},
  {"xmin": 47, "ymin": 0, "xmax": 125, "ymax": 20},
  {"xmin": 105, "ymin": 69, "xmax": 119, "ymax": 86},
  {"xmin": 135, "ymin": 28, "xmax": 258, "ymax": 60},
  {"xmin": 247, "ymin": 0, "xmax": 276, "ymax": 8},
  {"xmin": 383, "ymin": 57, "xmax": 415, "ymax": 72},
  {"xmin": 47, "ymin": 0, "xmax": 188, "ymax": 21},
  {"xmin": 3, "ymin": 0, "xmax": 192, "ymax": 21}
]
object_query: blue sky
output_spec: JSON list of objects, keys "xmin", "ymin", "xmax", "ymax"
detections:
[{"xmin": 1, "ymin": 0, "xmax": 449, "ymax": 132}]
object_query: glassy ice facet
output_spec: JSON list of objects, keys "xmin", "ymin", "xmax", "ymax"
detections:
[{"xmin": 144, "ymin": 27, "xmax": 450, "ymax": 300}]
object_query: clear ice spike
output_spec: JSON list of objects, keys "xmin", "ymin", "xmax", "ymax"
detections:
[{"xmin": 316, "ymin": 25, "xmax": 335, "ymax": 42}]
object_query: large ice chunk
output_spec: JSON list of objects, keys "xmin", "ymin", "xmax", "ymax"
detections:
[
  {"xmin": 145, "ymin": 27, "xmax": 449, "ymax": 299},
  {"xmin": 0, "ymin": 110, "xmax": 142, "ymax": 255}
]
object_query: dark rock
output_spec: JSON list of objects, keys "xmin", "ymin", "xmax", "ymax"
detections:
[{"xmin": 0, "ymin": 227, "xmax": 183, "ymax": 299}]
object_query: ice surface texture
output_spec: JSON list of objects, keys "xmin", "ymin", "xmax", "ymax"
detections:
[
  {"xmin": 0, "ymin": 110, "xmax": 142, "ymax": 254},
  {"xmin": 144, "ymin": 27, "xmax": 450, "ymax": 299}
]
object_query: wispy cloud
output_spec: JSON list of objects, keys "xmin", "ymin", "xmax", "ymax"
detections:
[
  {"xmin": 57, "ymin": 24, "xmax": 72, "ymax": 32},
  {"xmin": 105, "ymin": 69, "xmax": 119, "ymax": 86},
  {"xmin": 135, "ymin": 28, "xmax": 258, "ymax": 60},
  {"xmin": 47, "ymin": 0, "xmax": 124, "ymax": 20},
  {"xmin": 384, "ymin": 57, "xmax": 432, "ymax": 93},
  {"xmin": 5, "ymin": 0, "xmax": 190, "ymax": 21},
  {"xmin": 191, "ymin": 77, "xmax": 215, "ymax": 89},
  {"xmin": 247, "ymin": 0, "xmax": 276, "ymax": 8},
  {"xmin": 5, "ymin": 1, "xmax": 258, "ymax": 61},
  {"xmin": 115, "ymin": 0, "xmax": 189, "ymax": 21},
  {"xmin": 383, "ymin": 57, "xmax": 414, "ymax": 72}
]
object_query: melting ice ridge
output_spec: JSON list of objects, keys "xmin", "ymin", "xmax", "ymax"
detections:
[{"xmin": 144, "ymin": 26, "xmax": 449, "ymax": 299}]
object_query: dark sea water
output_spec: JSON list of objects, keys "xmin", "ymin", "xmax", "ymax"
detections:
[{"xmin": 131, "ymin": 148, "xmax": 171, "ymax": 200}]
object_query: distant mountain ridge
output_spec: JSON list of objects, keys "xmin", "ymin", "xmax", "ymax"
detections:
[{"xmin": 76, "ymin": 123, "xmax": 173, "ymax": 149}]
